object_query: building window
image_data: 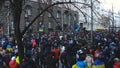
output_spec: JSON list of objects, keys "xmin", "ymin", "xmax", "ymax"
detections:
[
  {"xmin": 74, "ymin": 14, "xmax": 77, "ymax": 21},
  {"xmin": 48, "ymin": 22, "xmax": 52, "ymax": 28},
  {"xmin": 63, "ymin": 13, "xmax": 68, "ymax": 24},
  {"xmin": 25, "ymin": 13, "xmax": 28, "ymax": 18},
  {"xmin": 57, "ymin": 11, "xmax": 61, "ymax": 18},
  {"xmin": 11, "ymin": 21, "xmax": 14, "ymax": 30},
  {"xmin": 68, "ymin": 14, "xmax": 71, "ymax": 25},
  {"xmin": 25, "ymin": 5, "xmax": 32, "ymax": 17}
]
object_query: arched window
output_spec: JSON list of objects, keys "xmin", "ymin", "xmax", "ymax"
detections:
[
  {"xmin": 25, "ymin": 5, "xmax": 32, "ymax": 18},
  {"xmin": 74, "ymin": 14, "xmax": 77, "ymax": 21},
  {"xmin": 48, "ymin": 22, "xmax": 52, "ymax": 29},
  {"xmin": 64, "ymin": 10, "xmax": 69, "ymax": 24},
  {"xmin": 68, "ymin": 14, "xmax": 71, "ymax": 25},
  {"xmin": 57, "ymin": 11, "xmax": 61, "ymax": 18}
]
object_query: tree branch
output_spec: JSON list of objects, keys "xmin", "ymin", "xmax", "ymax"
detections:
[
  {"xmin": 21, "ymin": 1, "xmax": 90, "ymax": 35},
  {"xmin": 72, "ymin": 4, "xmax": 87, "ymax": 23}
]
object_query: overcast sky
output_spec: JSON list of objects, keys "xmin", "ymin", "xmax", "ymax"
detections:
[{"xmin": 101, "ymin": 0, "xmax": 120, "ymax": 12}]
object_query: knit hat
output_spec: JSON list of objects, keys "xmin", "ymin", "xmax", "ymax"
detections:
[
  {"xmin": 114, "ymin": 58, "xmax": 120, "ymax": 61},
  {"xmin": 11, "ymin": 56, "xmax": 16, "ymax": 60}
]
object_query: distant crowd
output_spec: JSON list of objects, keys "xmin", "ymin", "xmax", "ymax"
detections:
[{"xmin": 0, "ymin": 30, "xmax": 120, "ymax": 68}]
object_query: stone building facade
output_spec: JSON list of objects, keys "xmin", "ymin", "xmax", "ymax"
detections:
[{"xmin": 0, "ymin": 0, "xmax": 79, "ymax": 36}]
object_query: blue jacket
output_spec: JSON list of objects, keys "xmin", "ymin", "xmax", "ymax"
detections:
[{"xmin": 76, "ymin": 61, "xmax": 88, "ymax": 68}]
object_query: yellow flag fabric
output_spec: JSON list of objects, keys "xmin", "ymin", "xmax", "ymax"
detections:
[{"xmin": 92, "ymin": 64, "xmax": 105, "ymax": 68}]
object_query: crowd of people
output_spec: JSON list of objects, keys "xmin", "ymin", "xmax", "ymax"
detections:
[{"xmin": 0, "ymin": 30, "xmax": 120, "ymax": 68}]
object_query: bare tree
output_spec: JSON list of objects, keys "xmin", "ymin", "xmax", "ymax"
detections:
[
  {"xmin": 8, "ymin": 0, "xmax": 87, "ymax": 63},
  {"xmin": 8, "ymin": 0, "xmax": 103, "ymax": 64},
  {"xmin": 101, "ymin": 15, "xmax": 110, "ymax": 27}
]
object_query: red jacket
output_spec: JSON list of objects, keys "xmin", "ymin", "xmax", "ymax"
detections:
[
  {"xmin": 113, "ymin": 61, "xmax": 120, "ymax": 68},
  {"xmin": 52, "ymin": 48, "xmax": 60, "ymax": 59},
  {"xmin": 9, "ymin": 60, "xmax": 19, "ymax": 68}
]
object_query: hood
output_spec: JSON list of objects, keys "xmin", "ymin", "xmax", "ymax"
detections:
[
  {"xmin": 93, "ymin": 60, "xmax": 104, "ymax": 65},
  {"xmin": 76, "ymin": 61, "xmax": 87, "ymax": 68}
]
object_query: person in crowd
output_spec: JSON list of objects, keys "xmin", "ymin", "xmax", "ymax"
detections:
[
  {"xmin": 9, "ymin": 56, "xmax": 19, "ymax": 68},
  {"xmin": 20, "ymin": 57, "xmax": 38, "ymax": 68},
  {"xmin": 72, "ymin": 54, "xmax": 88, "ymax": 68},
  {"xmin": 20, "ymin": 58, "xmax": 30, "ymax": 68},
  {"xmin": 6, "ymin": 43, "xmax": 12, "ymax": 52},
  {"xmin": 113, "ymin": 58, "xmax": 120, "ymax": 68},
  {"xmin": 1, "ymin": 29, "xmax": 120, "ymax": 68},
  {"xmin": 52, "ymin": 46, "xmax": 60, "ymax": 68},
  {"xmin": 85, "ymin": 54, "xmax": 94, "ymax": 68},
  {"xmin": 60, "ymin": 49, "xmax": 67, "ymax": 68},
  {"xmin": 92, "ymin": 54, "xmax": 105, "ymax": 68},
  {"xmin": 32, "ymin": 38, "xmax": 37, "ymax": 48},
  {"xmin": 39, "ymin": 46, "xmax": 46, "ymax": 68},
  {"xmin": 2, "ymin": 50, "xmax": 11, "ymax": 68},
  {"xmin": 45, "ymin": 52, "xmax": 56, "ymax": 68},
  {"xmin": 15, "ymin": 55, "xmax": 20, "ymax": 65},
  {"xmin": 106, "ymin": 57, "xmax": 114, "ymax": 68},
  {"xmin": 0, "ymin": 54, "xmax": 4, "ymax": 68}
]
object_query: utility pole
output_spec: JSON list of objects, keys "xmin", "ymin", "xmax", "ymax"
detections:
[{"xmin": 90, "ymin": 0, "xmax": 93, "ymax": 47}]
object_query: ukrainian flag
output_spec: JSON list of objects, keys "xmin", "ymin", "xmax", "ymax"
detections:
[
  {"xmin": 39, "ymin": 26, "xmax": 44, "ymax": 32},
  {"xmin": 92, "ymin": 60, "xmax": 105, "ymax": 68},
  {"xmin": 39, "ymin": 28, "xmax": 44, "ymax": 32},
  {"xmin": 6, "ymin": 44, "xmax": 12, "ymax": 52}
]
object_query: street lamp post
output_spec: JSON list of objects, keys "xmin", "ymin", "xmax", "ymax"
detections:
[
  {"xmin": 90, "ymin": 0, "xmax": 93, "ymax": 47},
  {"xmin": 7, "ymin": 3, "xmax": 11, "ymax": 37}
]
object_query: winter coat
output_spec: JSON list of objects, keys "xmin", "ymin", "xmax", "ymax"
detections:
[
  {"xmin": 20, "ymin": 61, "xmax": 30, "ymax": 68},
  {"xmin": 9, "ymin": 60, "xmax": 19, "ymax": 68},
  {"xmin": 113, "ymin": 61, "xmax": 120, "ymax": 68},
  {"xmin": 45, "ymin": 53, "xmax": 56, "ymax": 68},
  {"xmin": 32, "ymin": 39, "xmax": 37, "ymax": 48},
  {"xmin": 52, "ymin": 48, "xmax": 60, "ymax": 60},
  {"xmin": 72, "ymin": 61, "xmax": 88, "ymax": 68},
  {"xmin": 60, "ymin": 51, "xmax": 67, "ymax": 64},
  {"xmin": 20, "ymin": 60, "xmax": 37, "ymax": 68}
]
